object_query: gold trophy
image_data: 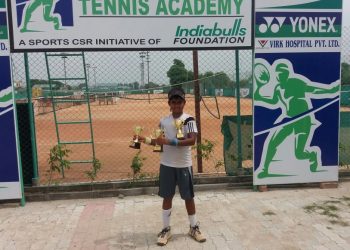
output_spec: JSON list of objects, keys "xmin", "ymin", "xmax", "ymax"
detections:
[
  {"xmin": 153, "ymin": 129, "xmax": 164, "ymax": 152},
  {"xmin": 129, "ymin": 126, "xmax": 143, "ymax": 149},
  {"xmin": 174, "ymin": 119, "xmax": 185, "ymax": 140}
]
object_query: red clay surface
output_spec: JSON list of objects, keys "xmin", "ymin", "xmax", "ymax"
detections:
[
  {"xmin": 34, "ymin": 94, "xmax": 350, "ymax": 184},
  {"xmin": 34, "ymin": 95, "xmax": 253, "ymax": 183}
]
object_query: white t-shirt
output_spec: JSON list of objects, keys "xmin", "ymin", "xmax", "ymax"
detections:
[{"xmin": 159, "ymin": 113, "xmax": 198, "ymax": 168}]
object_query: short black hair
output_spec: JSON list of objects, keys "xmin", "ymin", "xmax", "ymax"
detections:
[{"xmin": 168, "ymin": 87, "xmax": 185, "ymax": 100}]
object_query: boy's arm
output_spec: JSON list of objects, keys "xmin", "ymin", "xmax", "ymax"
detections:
[
  {"xmin": 156, "ymin": 132, "xmax": 196, "ymax": 146},
  {"xmin": 156, "ymin": 116, "xmax": 197, "ymax": 146},
  {"xmin": 133, "ymin": 123, "xmax": 161, "ymax": 146}
]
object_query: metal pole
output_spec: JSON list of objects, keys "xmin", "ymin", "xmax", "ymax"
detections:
[
  {"xmin": 235, "ymin": 50, "xmax": 243, "ymax": 171},
  {"xmin": 139, "ymin": 52, "xmax": 145, "ymax": 86},
  {"xmin": 93, "ymin": 66, "xmax": 97, "ymax": 88},
  {"xmin": 140, "ymin": 62, "xmax": 144, "ymax": 86},
  {"xmin": 145, "ymin": 51, "xmax": 149, "ymax": 84},
  {"xmin": 193, "ymin": 50, "xmax": 203, "ymax": 173},
  {"xmin": 61, "ymin": 55, "xmax": 67, "ymax": 86},
  {"xmin": 86, "ymin": 63, "xmax": 90, "ymax": 89},
  {"xmin": 146, "ymin": 51, "xmax": 151, "ymax": 103},
  {"xmin": 24, "ymin": 52, "xmax": 39, "ymax": 185}
]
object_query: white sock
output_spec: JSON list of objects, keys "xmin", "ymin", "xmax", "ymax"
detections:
[
  {"xmin": 162, "ymin": 208, "xmax": 172, "ymax": 228},
  {"xmin": 188, "ymin": 214, "xmax": 197, "ymax": 227}
]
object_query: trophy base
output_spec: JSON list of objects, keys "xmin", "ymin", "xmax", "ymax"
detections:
[
  {"xmin": 176, "ymin": 136, "xmax": 185, "ymax": 140},
  {"xmin": 129, "ymin": 142, "xmax": 141, "ymax": 149},
  {"xmin": 153, "ymin": 145, "xmax": 163, "ymax": 152}
]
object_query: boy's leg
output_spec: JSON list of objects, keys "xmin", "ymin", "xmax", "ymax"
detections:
[
  {"xmin": 159, "ymin": 164, "xmax": 176, "ymax": 229},
  {"xmin": 162, "ymin": 197, "xmax": 173, "ymax": 228},
  {"xmin": 185, "ymin": 198, "xmax": 197, "ymax": 227},
  {"xmin": 177, "ymin": 167, "xmax": 206, "ymax": 243},
  {"xmin": 186, "ymin": 198, "xmax": 205, "ymax": 243},
  {"xmin": 157, "ymin": 165, "xmax": 176, "ymax": 246}
]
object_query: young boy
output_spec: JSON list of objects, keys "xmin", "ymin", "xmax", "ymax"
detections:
[{"xmin": 136, "ymin": 87, "xmax": 206, "ymax": 246}]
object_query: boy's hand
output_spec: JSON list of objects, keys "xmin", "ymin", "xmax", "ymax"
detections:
[
  {"xmin": 134, "ymin": 135, "xmax": 145, "ymax": 142},
  {"xmin": 155, "ymin": 136, "xmax": 167, "ymax": 145}
]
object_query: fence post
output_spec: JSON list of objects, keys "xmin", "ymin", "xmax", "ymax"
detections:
[
  {"xmin": 235, "ymin": 50, "xmax": 243, "ymax": 171},
  {"xmin": 24, "ymin": 52, "xmax": 39, "ymax": 185},
  {"xmin": 193, "ymin": 50, "xmax": 203, "ymax": 173}
]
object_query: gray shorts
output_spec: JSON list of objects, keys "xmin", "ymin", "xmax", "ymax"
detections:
[{"xmin": 158, "ymin": 164, "xmax": 194, "ymax": 200}]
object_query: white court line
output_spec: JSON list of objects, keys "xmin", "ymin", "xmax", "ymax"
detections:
[
  {"xmin": 16, "ymin": 1, "xmax": 29, "ymax": 6},
  {"xmin": 0, "ymin": 107, "xmax": 13, "ymax": 117},
  {"xmin": 254, "ymin": 98, "xmax": 339, "ymax": 136}
]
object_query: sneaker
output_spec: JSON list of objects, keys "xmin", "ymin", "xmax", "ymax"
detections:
[
  {"xmin": 157, "ymin": 226, "xmax": 171, "ymax": 246},
  {"xmin": 188, "ymin": 223, "xmax": 206, "ymax": 243}
]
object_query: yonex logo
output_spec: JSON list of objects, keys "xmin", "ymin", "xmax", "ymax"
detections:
[
  {"xmin": 258, "ymin": 17, "xmax": 286, "ymax": 34},
  {"xmin": 16, "ymin": 0, "xmax": 73, "ymax": 32}
]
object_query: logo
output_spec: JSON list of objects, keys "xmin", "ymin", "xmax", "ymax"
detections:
[
  {"xmin": 258, "ymin": 17, "xmax": 286, "ymax": 34},
  {"xmin": 258, "ymin": 40, "xmax": 268, "ymax": 48},
  {"xmin": 176, "ymin": 19, "xmax": 247, "ymax": 38},
  {"xmin": 257, "ymin": 14, "xmax": 339, "ymax": 36},
  {"xmin": 16, "ymin": 0, "xmax": 73, "ymax": 32}
]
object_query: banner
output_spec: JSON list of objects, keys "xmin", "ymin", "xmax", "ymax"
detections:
[
  {"xmin": 7, "ymin": 0, "xmax": 253, "ymax": 51},
  {"xmin": 253, "ymin": 0, "xmax": 342, "ymax": 185},
  {"xmin": 0, "ymin": 0, "xmax": 22, "ymax": 200}
]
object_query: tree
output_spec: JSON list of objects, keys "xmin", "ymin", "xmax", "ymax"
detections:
[
  {"xmin": 198, "ymin": 71, "xmax": 233, "ymax": 95},
  {"xmin": 144, "ymin": 82, "xmax": 160, "ymax": 89},
  {"xmin": 187, "ymin": 70, "xmax": 194, "ymax": 81},
  {"xmin": 199, "ymin": 71, "xmax": 214, "ymax": 95},
  {"xmin": 167, "ymin": 59, "xmax": 188, "ymax": 87},
  {"xmin": 341, "ymin": 62, "xmax": 350, "ymax": 85},
  {"xmin": 131, "ymin": 81, "xmax": 140, "ymax": 90},
  {"xmin": 78, "ymin": 83, "xmax": 86, "ymax": 90},
  {"xmin": 240, "ymin": 75, "xmax": 253, "ymax": 88},
  {"xmin": 215, "ymin": 72, "xmax": 232, "ymax": 88}
]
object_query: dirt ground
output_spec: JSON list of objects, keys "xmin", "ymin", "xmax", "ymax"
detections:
[
  {"xmin": 34, "ymin": 94, "xmax": 350, "ymax": 184},
  {"xmin": 34, "ymin": 95, "xmax": 253, "ymax": 183}
]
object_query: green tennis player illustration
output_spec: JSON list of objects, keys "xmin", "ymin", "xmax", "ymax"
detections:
[
  {"xmin": 0, "ymin": 87, "xmax": 13, "ymax": 109},
  {"xmin": 20, "ymin": 0, "xmax": 61, "ymax": 32},
  {"xmin": 254, "ymin": 59, "xmax": 339, "ymax": 179}
]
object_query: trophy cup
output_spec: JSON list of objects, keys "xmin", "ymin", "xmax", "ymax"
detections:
[
  {"xmin": 174, "ymin": 119, "xmax": 185, "ymax": 140},
  {"xmin": 153, "ymin": 129, "xmax": 164, "ymax": 152},
  {"xmin": 129, "ymin": 126, "xmax": 143, "ymax": 149}
]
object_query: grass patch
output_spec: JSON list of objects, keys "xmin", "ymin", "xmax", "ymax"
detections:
[
  {"xmin": 324, "ymin": 200, "xmax": 341, "ymax": 204},
  {"xmin": 263, "ymin": 210, "xmax": 276, "ymax": 216},
  {"xmin": 303, "ymin": 198, "xmax": 349, "ymax": 227},
  {"xmin": 340, "ymin": 196, "xmax": 350, "ymax": 202},
  {"xmin": 329, "ymin": 220, "xmax": 350, "ymax": 227}
]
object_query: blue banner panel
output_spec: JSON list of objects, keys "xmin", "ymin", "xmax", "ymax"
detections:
[
  {"xmin": 253, "ymin": 53, "xmax": 340, "ymax": 185},
  {"xmin": 0, "ymin": 56, "xmax": 19, "ymax": 182},
  {"xmin": 253, "ymin": 0, "xmax": 342, "ymax": 185},
  {"xmin": 0, "ymin": 9, "xmax": 22, "ymax": 198}
]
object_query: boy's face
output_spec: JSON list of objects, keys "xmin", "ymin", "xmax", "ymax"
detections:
[{"xmin": 168, "ymin": 97, "xmax": 186, "ymax": 114}]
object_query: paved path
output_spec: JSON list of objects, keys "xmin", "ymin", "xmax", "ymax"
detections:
[{"xmin": 1, "ymin": 182, "xmax": 350, "ymax": 250}]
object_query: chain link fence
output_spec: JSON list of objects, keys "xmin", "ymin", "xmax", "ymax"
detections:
[
  {"xmin": 340, "ymin": 26, "xmax": 350, "ymax": 172},
  {"xmin": 11, "ymin": 27, "xmax": 350, "ymax": 185},
  {"xmin": 12, "ymin": 50, "xmax": 253, "ymax": 184}
]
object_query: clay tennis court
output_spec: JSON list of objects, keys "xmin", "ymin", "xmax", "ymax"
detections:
[
  {"xmin": 34, "ymin": 94, "xmax": 350, "ymax": 184},
  {"xmin": 34, "ymin": 94, "xmax": 253, "ymax": 184}
]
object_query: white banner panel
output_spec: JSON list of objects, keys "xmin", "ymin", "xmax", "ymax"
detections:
[{"xmin": 7, "ymin": 0, "xmax": 254, "ymax": 51}]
